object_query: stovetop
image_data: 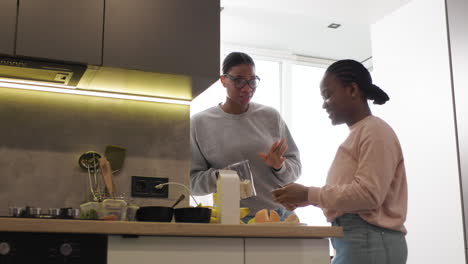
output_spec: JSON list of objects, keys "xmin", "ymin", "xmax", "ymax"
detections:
[{"xmin": 7, "ymin": 206, "xmax": 80, "ymax": 220}]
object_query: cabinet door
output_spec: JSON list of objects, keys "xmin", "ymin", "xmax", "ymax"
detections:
[
  {"xmin": 16, "ymin": 0, "xmax": 104, "ymax": 65},
  {"xmin": 104, "ymin": 0, "xmax": 220, "ymax": 98},
  {"xmin": 0, "ymin": 0, "xmax": 17, "ymax": 56},
  {"xmin": 245, "ymin": 238, "xmax": 331, "ymax": 264},
  {"xmin": 108, "ymin": 236, "xmax": 243, "ymax": 264}
]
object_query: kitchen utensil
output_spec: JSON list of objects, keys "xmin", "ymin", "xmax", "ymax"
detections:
[
  {"xmin": 136, "ymin": 206, "xmax": 174, "ymax": 222},
  {"xmin": 171, "ymin": 194, "xmax": 185, "ymax": 208},
  {"xmin": 78, "ymin": 151, "xmax": 102, "ymax": 172},
  {"xmin": 174, "ymin": 207, "xmax": 211, "ymax": 223},
  {"xmin": 155, "ymin": 182, "xmax": 200, "ymax": 206},
  {"xmin": 28, "ymin": 207, "xmax": 41, "ymax": 217},
  {"xmin": 225, "ymin": 160, "xmax": 257, "ymax": 198},
  {"xmin": 104, "ymin": 145, "xmax": 126, "ymax": 173},
  {"xmin": 68, "ymin": 208, "xmax": 81, "ymax": 219},
  {"xmin": 8, "ymin": 207, "xmax": 25, "ymax": 217},
  {"xmin": 78, "ymin": 151, "xmax": 103, "ymax": 201},
  {"xmin": 48, "ymin": 208, "xmax": 61, "ymax": 217},
  {"xmin": 99, "ymin": 157, "xmax": 115, "ymax": 198}
]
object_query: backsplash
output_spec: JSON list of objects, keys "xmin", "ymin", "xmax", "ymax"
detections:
[{"xmin": 0, "ymin": 87, "xmax": 190, "ymax": 216}]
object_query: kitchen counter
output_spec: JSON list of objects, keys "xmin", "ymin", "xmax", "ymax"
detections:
[{"xmin": 0, "ymin": 217, "xmax": 342, "ymax": 238}]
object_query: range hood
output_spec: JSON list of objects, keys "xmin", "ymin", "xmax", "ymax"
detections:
[
  {"xmin": 0, "ymin": 56, "xmax": 193, "ymax": 105},
  {"xmin": 0, "ymin": 56, "xmax": 86, "ymax": 86}
]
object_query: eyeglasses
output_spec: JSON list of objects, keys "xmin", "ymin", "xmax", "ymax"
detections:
[{"xmin": 224, "ymin": 74, "xmax": 261, "ymax": 89}]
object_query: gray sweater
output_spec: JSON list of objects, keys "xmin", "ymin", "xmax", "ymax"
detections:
[{"xmin": 190, "ymin": 102, "xmax": 302, "ymax": 215}]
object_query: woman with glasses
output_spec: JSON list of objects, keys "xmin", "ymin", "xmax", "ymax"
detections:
[
  {"xmin": 190, "ymin": 52, "xmax": 302, "ymax": 222},
  {"xmin": 272, "ymin": 59, "xmax": 408, "ymax": 264}
]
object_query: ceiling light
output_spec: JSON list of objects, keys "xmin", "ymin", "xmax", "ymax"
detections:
[{"xmin": 328, "ymin": 23, "xmax": 341, "ymax": 29}]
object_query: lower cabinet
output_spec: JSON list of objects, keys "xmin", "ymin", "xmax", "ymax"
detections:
[
  {"xmin": 108, "ymin": 236, "xmax": 244, "ymax": 264},
  {"xmin": 0, "ymin": 233, "xmax": 330, "ymax": 264},
  {"xmin": 108, "ymin": 236, "xmax": 331, "ymax": 264},
  {"xmin": 0, "ymin": 232, "xmax": 107, "ymax": 264},
  {"xmin": 245, "ymin": 238, "xmax": 330, "ymax": 264}
]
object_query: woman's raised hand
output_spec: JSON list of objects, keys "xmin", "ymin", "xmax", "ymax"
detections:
[{"xmin": 258, "ymin": 138, "xmax": 288, "ymax": 170}]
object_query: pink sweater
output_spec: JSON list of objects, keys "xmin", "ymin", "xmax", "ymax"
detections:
[{"xmin": 308, "ymin": 115, "xmax": 408, "ymax": 233}]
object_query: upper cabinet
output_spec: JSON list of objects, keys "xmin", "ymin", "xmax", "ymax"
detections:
[
  {"xmin": 103, "ymin": 0, "xmax": 220, "ymax": 97},
  {"xmin": 2, "ymin": 0, "xmax": 220, "ymax": 98},
  {"xmin": 0, "ymin": 0, "xmax": 17, "ymax": 56},
  {"xmin": 15, "ymin": 0, "xmax": 104, "ymax": 65}
]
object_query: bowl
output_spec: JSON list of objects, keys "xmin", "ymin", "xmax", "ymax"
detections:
[
  {"xmin": 136, "ymin": 206, "xmax": 174, "ymax": 222},
  {"xmin": 174, "ymin": 207, "xmax": 211, "ymax": 223}
]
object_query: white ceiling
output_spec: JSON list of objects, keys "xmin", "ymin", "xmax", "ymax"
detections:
[{"xmin": 221, "ymin": 0, "xmax": 411, "ymax": 61}]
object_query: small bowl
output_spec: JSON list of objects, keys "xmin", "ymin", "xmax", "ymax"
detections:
[
  {"xmin": 136, "ymin": 206, "xmax": 174, "ymax": 222},
  {"xmin": 174, "ymin": 207, "xmax": 211, "ymax": 223}
]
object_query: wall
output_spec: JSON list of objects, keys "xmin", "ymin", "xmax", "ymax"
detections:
[
  {"xmin": 0, "ymin": 87, "xmax": 190, "ymax": 216},
  {"xmin": 371, "ymin": 0, "xmax": 466, "ymax": 262},
  {"xmin": 446, "ymin": 0, "xmax": 468, "ymax": 252}
]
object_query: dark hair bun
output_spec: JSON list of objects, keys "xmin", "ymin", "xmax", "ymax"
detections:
[
  {"xmin": 326, "ymin": 59, "xmax": 390, "ymax": 105},
  {"xmin": 369, "ymin": 84, "xmax": 390, "ymax": 105}
]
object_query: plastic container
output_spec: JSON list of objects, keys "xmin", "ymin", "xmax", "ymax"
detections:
[
  {"xmin": 80, "ymin": 202, "xmax": 103, "ymax": 219},
  {"xmin": 126, "ymin": 205, "xmax": 140, "ymax": 221},
  {"xmin": 102, "ymin": 199, "xmax": 127, "ymax": 221}
]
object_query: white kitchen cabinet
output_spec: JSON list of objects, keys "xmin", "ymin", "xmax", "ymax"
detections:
[
  {"xmin": 15, "ymin": 0, "xmax": 104, "ymax": 65},
  {"xmin": 0, "ymin": 0, "xmax": 17, "ymax": 56},
  {"xmin": 108, "ymin": 236, "xmax": 332, "ymax": 264},
  {"xmin": 103, "ymin": 0, "xmax": 220, "ymax": 98},
  {"xmin": 108, "ymin": 236, "xmax": 244, "ymax": 264},
  {"xmin": 245, "ymin": 238, "xmax": 330, "ymax": 264}
]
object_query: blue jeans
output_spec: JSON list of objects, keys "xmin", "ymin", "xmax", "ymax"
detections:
[
  {"xmin": 331, "ymin": 214, "xmax": 407, "ymax": 264},
  {"xmin": 241, "ymin": 207, "xmax": 295, "ymax": 223}
]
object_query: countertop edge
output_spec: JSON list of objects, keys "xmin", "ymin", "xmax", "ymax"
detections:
[{"xmin": 0, "ymin": 218, "xmax": 343, "ymax": 238}]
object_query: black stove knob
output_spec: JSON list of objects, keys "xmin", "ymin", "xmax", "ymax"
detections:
[
  {"xmin": 59, "ymin": 243, "xmax": 73, "ymax": 256},
  {"xmin": 0, "ymin": 242, "xmax": 10, "ymax": 255}
]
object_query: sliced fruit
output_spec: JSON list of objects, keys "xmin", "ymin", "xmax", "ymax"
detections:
[
  {"xmin": 284, "ymin": 214, "xmax": 300, "ymax": 223},
  {"xmin": 269, "ymin": 210, "xmax": 280, "ymax": 222},
  {"xmin": 254, "ymin": 209, "xmax": 269, "ymax": 223}
]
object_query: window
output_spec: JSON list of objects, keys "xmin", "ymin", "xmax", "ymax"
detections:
[
  {"xmin": 289, "ymin": 64, "xmax": 348, "ymax": 226},
  {"xmin": 250, "ymin": 59, "xmax": 281, "ymax": 111},
  {"xmin": 190, "ymin": 80, "xmax": 224, "ymax": 117}
]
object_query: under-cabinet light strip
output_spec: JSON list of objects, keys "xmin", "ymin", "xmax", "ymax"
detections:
[
  {"xmin": 0, "ymin": 78, "xmax": 73, "ymax": 89},
  {"xmin": 0, "ymin": 80, "xmax": 191, "ymax": 106}
]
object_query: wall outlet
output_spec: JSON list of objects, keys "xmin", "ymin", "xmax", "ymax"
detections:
[{"xmin": 131, "ymin": 176, "xmax": 168, "ymax": 198}]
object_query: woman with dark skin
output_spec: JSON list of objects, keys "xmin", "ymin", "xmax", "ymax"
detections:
[
  {"xmin": 273, "ymin": 59, "xmax": 408, "ymax": 264},
  {"xmin": 191, "ymin": 52, "xmax": 301, "ymax": 221}
]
